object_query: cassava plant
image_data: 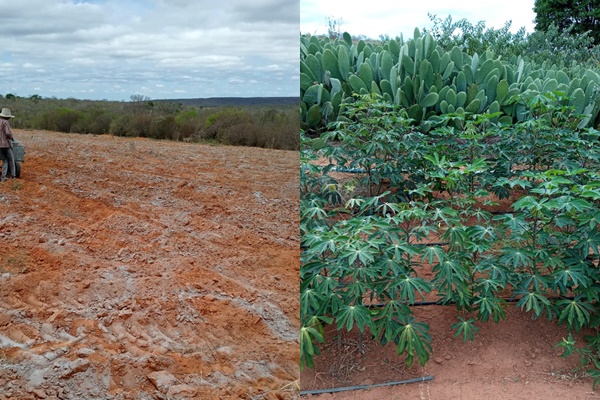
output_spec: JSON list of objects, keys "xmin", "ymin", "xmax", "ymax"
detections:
[{"xmin": 300, "ymin": 90, "xmax": 600, "ymax": 387}]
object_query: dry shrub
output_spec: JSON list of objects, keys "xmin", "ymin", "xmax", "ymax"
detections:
[{"xmin": 222, "ymin": 123, "xmax": 299, "ymax": 150}]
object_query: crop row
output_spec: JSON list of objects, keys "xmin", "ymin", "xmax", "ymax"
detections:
[{"xmin": 300, "ymin": 94, "xmax": 600, "ymax": 386}]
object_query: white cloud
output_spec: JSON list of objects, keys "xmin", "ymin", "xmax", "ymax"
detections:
[
  {"xmin": 0, "ymin": 0, "xmax": 298, "ymax": 100},
  {"xmin": 301, "ymin": 0, "xmax": 536, "ymax": 39},
  {"xmin": 69, "ymin": 58, "xmax": 95, "ymax": 66}
]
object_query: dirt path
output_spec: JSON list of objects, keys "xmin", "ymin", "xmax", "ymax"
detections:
[{"xmin": 0, "ymin": 130, "xmax": 300, "ymax": 399}]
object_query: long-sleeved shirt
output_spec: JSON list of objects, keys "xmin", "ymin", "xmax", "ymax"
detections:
[{"xmin": 0, "ymin": 118, "xmax": 14, "ymax": 148}]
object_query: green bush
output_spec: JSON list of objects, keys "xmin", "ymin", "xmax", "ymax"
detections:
[
  {"xmin": 220, "ymin": 124, "xmax": 288, "ymax": 149},
  {"xmin": 109, "ymin": 115, "xmax": 132, "ymax": 137},
  {"xmin": 126, "ymin": 114, "xmax": 153, "ymax": 138},
  {"xmin": 174, "ymin": 109, "xmax": 199, "ymax": 141},
  {"xmin": 71, "ymin": 106, "xmax": 113, "ymax": 134},
  {"xmin": 203, "ymin": 108, "xmax": 255, "ymax": 141},
  {"xmin": 149, "ymin": 115, "xmax": 177, "ymax": 140},
  {"xmin": 424, "ymin": 14, "xmax": 528, "ymax": 59},
  {"xmin": 37, "ymin": 107, "xmax": 83, "ymax": 132}
]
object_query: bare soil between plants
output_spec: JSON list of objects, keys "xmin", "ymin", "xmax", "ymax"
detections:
[
  {"xmin": 301, "ymin": 306, "xmax": 600, "ymax": 400},
  {"xmin": 0, "ymin": 130, "xmax": 300, "ymax": 399}
]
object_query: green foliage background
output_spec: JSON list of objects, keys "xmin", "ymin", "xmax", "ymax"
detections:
[{"xmin": 533, "ymin": 0, "xmax": 600, "ymax": 45}]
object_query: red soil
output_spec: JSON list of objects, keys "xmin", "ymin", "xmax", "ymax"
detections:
[{"xmin": 0, "ymin": 130, "xmax": 300, "ymax": 399}]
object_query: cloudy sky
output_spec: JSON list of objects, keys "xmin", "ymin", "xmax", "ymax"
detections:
[
  {"xmin": 0, "ymin": 0, "xmax": 298, "ymax": 101},
  {"xmin": 301, "ymin": 0, "xmax": 537, "ymax": 40}
]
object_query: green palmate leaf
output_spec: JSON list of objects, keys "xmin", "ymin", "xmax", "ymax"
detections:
[
  {"xmin": 424, "ymin": 152, "xmax": 447, "ymax": 167},
  {"xmin": 377, "ymin": 201, "xmax": 407, "ymax": 216},
  {"xmin": 575, "ymin": 230, "xmax": 600, "ymax": 256},
  {"xmin": 353, "ymin": 264, "xmax": 383, "ymax": 282},
  {"xmin": 551, "ymin": 197, "xmax": 591, "ymax": 213},
  {"xmin": 393, "ymin": 317, "xmax": 432, "ymax": 367},
  {"xmin": 390, "ymin": 275, "xmax": 432, "ymax": 304},
  {"xmin": 589, "ymin": 367, "xmax": 600, "ymax": 391},
  {"xmin": 543, "ymin": 255, "xmax": 565, "ymax": 270},
  {"xmin": 441, "ymin": 225, "xmax": 467, "ymax": 251},
  {"xmin": 345, "ymin": 197, "xmax": 365, "ymax": 209},
  {"xmin": 578, "ymin": 211, "xmax": 600, "ymax": 229},
  {"xmin": 300, "ymin": 288, "xmax": 324, "ymax": 316},
  {"xmin": 515, "ymin": 289, "xmax": 553, "ymax": 319},
  {"xmin": 518, "ymin": 273, "xmax": 551, "ymax": 292},
  {"xmin": 557, "ymin": 298, "xmax": 594, "ymax": 332},
  {"xmin": 315, "ymin": 274, "xmax": 338, "ymax": 293},
  {"xmin": 467, "ymin": 225, "xmax": 497, "ymax": 241},
  {"xmin": 476, "ymin": 277, "xmax": 506, "ymax": 295},
  {"xmin": 451, "ymin": 316, "xmax": 479, "ymax": 341},
  {"xmin": 374, "ymin": 256, "xmax": 402, "ymax": 278},
  {"xmin": 499, "ymin": 247, "xmax": 534, "ymax": 269},
  {"xmin": 580, "ymin": 189, "xmax": 600, "ymax": 201},
  {"xmin": 475, "ymin": 258, "xmax": 511, "ymax": 283},
  {"xmin": 473, "ymin": 295, "xmax": 507, "ymax": 322},
  {"xmin": 375, "ymin": 317, "xmax": 402, "ymax": 346},
  {"xmin": 554, "ymin": 332, "xmax": 576, "ymax": 358},
  {"xmin": 303, "ymin": 205, "xmax": 328, "ymax": 220},
  {"xmin": 430, "ymin": 206, "xmax": 459, "ymax": 222},
  {"xmin": 304, "ymin": 234, "xmax": 338, "ymax": 255},
  {"xmin": 552, "ymin": 265, "xmax": 592, "ymax": 294},
  {"xmin": 493, "ymin": 214, "xmax": 527, "ymax": 238},
  {"xmin": 513, "ymin": 195, "xmax": 549, "ymax": 214},
  {"xmin": 340, "ymin": 244, "xmax": 377, "ymax": 266},
  {"xmin": 328, "ymin": 293, "xmax": 344, "ymax": 315},
  {"xmin": 421, "ymin": 245, "xmax": 447, "ymax": 265},
  {"xmin": 345, "ymin": 279, "xmax": 371, "ymax": 299},
  {"xmin": 300, "ymin": 261, "xmax": 328, "ymax": 278},
  {"xmin": 433, "ymin": 259, "xmax": 470, "ymax": 284},
  {"xmin": 300, "ymin": 325, "xmax": 324, "ymax": 370},
  {"xmin": 336, "ymin": 304, "xmax": 373, "ymax": 333},
  {"xmin": 466, "ymin": 240, "xmax": 492, "ymax": 253},
  {"xmin": 379, "ymin": 299, "xmax": 412, "ymax": 321},
  {"xmin": 495, "ymin": 177, "xmax": 532, "ymax": 190}
]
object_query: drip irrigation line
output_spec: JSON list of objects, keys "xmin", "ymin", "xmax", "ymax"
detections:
[
  {"xmin": 299, "ymin": 375, "xmax": 435, "ymax": 396},
  {"xmin": 368, "ymin": 299, "xmax": 518, "ymax": 308},
  {"xmin": 413, "ymin": 241, "xmax": 450, "ymax": 247},
  {"xmin": 367, "ymin": 295, "xmax": 576, "ymax": 308}
]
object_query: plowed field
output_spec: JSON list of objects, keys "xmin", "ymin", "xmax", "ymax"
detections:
[{"xmin": 0, "ymin": 130, "xmax": 300, "ymax": 399}]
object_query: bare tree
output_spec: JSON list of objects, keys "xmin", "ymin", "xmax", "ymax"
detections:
[{"xmin": 129, "ymin": 94, "xmax": 153, "ymax": 115}]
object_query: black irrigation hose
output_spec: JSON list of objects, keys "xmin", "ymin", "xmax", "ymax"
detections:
[
  {"xmin": 368, "ymin": 296, "xmax": 576, "ymax": 308},
  {"xmin": 299, "ymin": 375, "xmax": 435, "ymax": 396},
  {"xmin": 413, "ymin": 241, "xmax": 450, "ymax": 246},
  {"xmin": 369, "ymin": 298, "xmax": 519, "ymax": 308}
]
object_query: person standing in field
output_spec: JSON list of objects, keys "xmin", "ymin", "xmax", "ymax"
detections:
[{"xmin": 0, "ymin": 108, "xmax": 16, "ymax": 181}]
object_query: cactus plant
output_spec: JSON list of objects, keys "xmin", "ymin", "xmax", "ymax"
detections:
[
  {"xmin": 300, "ymin": 30, "xmax": 600, "ymax": 132},
  {"xmin": 420, "ymin": 92, "xmax": 439, "ymax": 108}
]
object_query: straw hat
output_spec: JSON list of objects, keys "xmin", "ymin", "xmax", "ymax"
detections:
[{"xmin": 0, "ymin": 108, "xmax": 14, "ymax": 118}]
